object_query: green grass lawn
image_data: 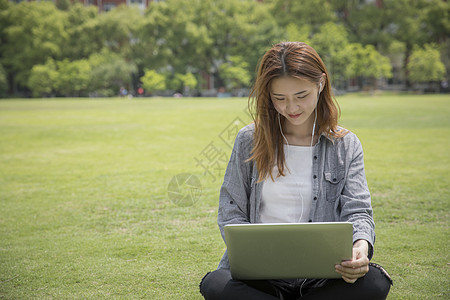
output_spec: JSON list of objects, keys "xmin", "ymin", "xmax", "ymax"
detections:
[{"xmin": 0, "ymin": 94, "xmax": 449, "ymax": 299}]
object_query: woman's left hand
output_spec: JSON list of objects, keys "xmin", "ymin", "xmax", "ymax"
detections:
[{"xmin": 335, "ymin": 239, "xmax": 370, "ymax": 284}]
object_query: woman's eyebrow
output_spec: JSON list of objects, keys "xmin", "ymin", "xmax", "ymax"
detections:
[{"xmin": 272, "ymin": 90, "xmax": 308, "ymax": 96}]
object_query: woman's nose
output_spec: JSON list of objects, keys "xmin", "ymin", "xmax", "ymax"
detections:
[{"xmin": 286, "ymin": 98, "xmax": 298, "ymax": 112}]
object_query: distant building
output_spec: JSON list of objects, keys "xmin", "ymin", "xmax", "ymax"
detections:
[
  {"xmin": 8, "ymin": 0, "xmax": 162, "ymax": 12},
  {"xmin": 77, "ymin": 0, "xmax": 156, "ymax": 12}
]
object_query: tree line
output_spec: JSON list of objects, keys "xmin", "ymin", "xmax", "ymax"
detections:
[{"xmin": 0, "ymin": 0, "xmax": 448, "ymax": 98}]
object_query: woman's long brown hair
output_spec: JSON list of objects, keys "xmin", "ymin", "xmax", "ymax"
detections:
[{"xmin": 248, "ymin": 42, "xmax": 345, "ymax": 182}]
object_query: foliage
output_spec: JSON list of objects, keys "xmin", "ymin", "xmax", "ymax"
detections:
[
  {"xmin": 0, "ymin": 0, "xmax": 448, "ymax": 96},
  {"xmin": 179, "ymin": 73, "xmax": 197, "ymax": 91},
  {"xmin": 97, "ymin": 5, "xmax": 144, "ymax": 60},
  {"xmin": 218, "ymin": 56, "xmax": 251, "ymax": 90},
  {"xmin": 308, "ymin": 22, "xmax": 392, "ymax": 88},
  {"xmin": 140, "ymin": 70, "xmax": 166, "ymax": 94},
  {"xmin": 27, "ymin": 50, "xmax": 137, "ymax": 97},
  {"xmin": 56, "ymin": 0, "xmax": 70, "ymax": 11},
  {"xmin": 0, "ymin": 64, "xmax": 7, "ymax": 96},
  {"xmin": 27, "ymin": 59, "xmax": 58, "ymax": 97},
  {"xmin": 266, "ymin": 0, "xmax": 336, "ymax": 30},
  {"xmin": 310, "ymin": 22, "xmax": 349, "ymax": 87},
  {"xmin": 318, "ymin": 0, "xmax": 450, "ymax": 86},
  {"xmin": 202, "ymin": 0, "xmax": 281, "ymax": 82},
  {"xmin": 170, "ymin": 72, "xmax": 197, "ymax": 94},
  {"xmin": 55, "ymin": 59, "xmax": 92, "ymax": 97},
  {"xmin": 166, "ymin": 72, "xmax": 197, "ymax": 93},
  {"xmin": 344, "ymin": 44, "xmax": 392, "ymax": 85},
  {"xmin": 139, "ymin": 0, "xmax": 212, "ymax": 74},
  {"xmin": 407, "ymin": 44, "xmax": 446, "ymax": 83},
  {"xmin": 0, "ymin": 0, "xmax": 11, "ymax": 65},
  {"xmin": 88, "ymin": 50, "xmax": 137, "ymax": 96},
  {"xmin": 422, "ymin": 0, "xmax": 450, "ymax": 42},
  {"xmin": 0, "ymin": 2, "xmax": 67, "ymax": 88},
  {"xmin": 285, "ymin": 23, "xmax": 311, "ymax": 45},
  {"xmin": 142, "ymin": 0, "xmax": 280, "ymax": 87},
  {"xmin": 62, "ymin": 3, "xmax": 100, "ymax": 61},
  {"xmin": 330, "ymin": 0, "xmax": 392, "ymax": 48}
]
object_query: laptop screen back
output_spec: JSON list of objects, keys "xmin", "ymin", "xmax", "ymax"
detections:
[{"xmin": 224, "ymin": 222, "xmax": 353, "ymax": 280}]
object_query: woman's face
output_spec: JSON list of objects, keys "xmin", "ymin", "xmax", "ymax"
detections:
[{"xmin": 270, "ymin": 76, "xmax": 320, "ymax": 131}]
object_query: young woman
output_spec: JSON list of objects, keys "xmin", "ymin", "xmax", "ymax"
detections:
[{"xmin": 200, "ymin": 42, "xmax": 392, "ymax": 299}]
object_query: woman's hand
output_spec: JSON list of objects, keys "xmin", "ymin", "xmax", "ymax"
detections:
[{"xmin": 335, "ymin": 239, "xmax": 370, "ymax": 284}]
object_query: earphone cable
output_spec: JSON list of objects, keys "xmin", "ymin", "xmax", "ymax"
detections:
[{"xmin": 276, "ymin": 87, "xmax": 319, "ymax": 223}]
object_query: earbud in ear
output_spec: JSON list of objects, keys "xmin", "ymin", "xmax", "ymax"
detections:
[{"xmin": 319, "ymin": 82, "xmax": 323, "ymax": 93}]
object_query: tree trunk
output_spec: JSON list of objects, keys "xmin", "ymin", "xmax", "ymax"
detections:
[{"xmin": 404, "ymin": 45, "xmax": 412, "ymax": 89}]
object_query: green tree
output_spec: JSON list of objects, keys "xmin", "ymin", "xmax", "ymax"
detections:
[
  {"xmin": 62, "ymin": 3, "xmax": 101, "ymax": 61},
  {"xmin": 140, "ymin": 70, "xmax": 166, "ymax": 95},
  {"xmin": 329, "ymin": 0, "xmax": 392, "ymax": 48},
  {"xmin": 345, "ymin": 43, "xmax": 392, "ymax": 89},
  {"xmin": 0, "ymin": 0, "xmax": 11, "ymax": 92},
  {"xmin": 54, "ymin": 59, "xmax": 91, "ymax": 97},
  {"xmin": 27, "ymin": 59, "xmax": 58, "ymax": 97},
  {"xmin": 142, "ymin": 0, "xmax": 280, "ymax": 89},
  {"xmin": 180, "ymin": 73, "xmax": 197, "ymax": 91},
  {"xmin": 0, "ymin": 0, "xmax": 9, "ymax": 14},
  {"xmin": 422, "ymin": 1, "xmax": 450, "ymax": 77},
  {"xmin": 141, "ymin": 0, "xmax": 212, "ymax": 73},
  {"xmin": 382, "ymin": 0, "xmax": 430, "ymax": 85},
  {"xmin": 97, "ymin": 5, "xmax": 144, "ymax": 60},
  {"xmin": 229, "ymin": 1, "xmax": 282, "ymax": 80},
  {"xmin": 56, "ymin": 0, "xmax": 70, "ymax": 11},
  {"xmin": 285, "ymin": 23, "xmax": 311, "ymax": 45},
  {"xmin": 198, "ymin": 0, "xmax": 280, "ymax": 84},
  {"xmin": 386, "ymin": 40, "xmax": 407, "ymax": 83},
  {"xmin": 407, "ymin": 44, "xmax": 446, "ymax": 84},
  {"xmin": 266, "ymin": 0, "xmax": 336, "ymax": 30},
  {"xmin": 88, "ymin": 50, "xmax": 137, "ymax": 96},
  {"xmin": 329, "ymin": 0, "xmax": 449, "ymax": 87},
  {"xmin": 0, "ymin": 2, "xmax": 67, "ymax": 90},
  {"xmin": 422, "ymin": 0, "xmax": 450, "ymax": 43},
  {"xmin": 0, "ymin": 64, "xmax": 8, "ymax": 97},
  {"xmin": 310, "ymin": 22, "xmax": 349, "ymax": 89},
  {"xmin": 170, "ymin": 73, "xmax": 198, "ymax": 94},
  {"xmin": 218, "ymin": 56, "xmax": 251, "ymax": 90}
]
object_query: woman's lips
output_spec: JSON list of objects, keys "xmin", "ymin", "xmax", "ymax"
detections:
[{"xmin": 288, "ymin": 113, "xmax": 302, "ymax": 119}]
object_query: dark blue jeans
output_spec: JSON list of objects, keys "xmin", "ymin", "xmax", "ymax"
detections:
[{"xmin": 200, "ymin": 263, "xmax": 392, "ymax": 300}]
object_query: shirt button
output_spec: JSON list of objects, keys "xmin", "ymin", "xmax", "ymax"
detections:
[
  {"xmin": 313, "ymin": 175, "xmax": 317, "ymax": 179},
  {"xmin": 313, "ymin": 197, "xmax": 317, "ymax": 201},
  {"xmin": 313, "ymin": 156, "xmax": 317, "ymax": 160},
  {"xmin": 308, "ymin": 219, "xmax": 312, "ymax": 222}
]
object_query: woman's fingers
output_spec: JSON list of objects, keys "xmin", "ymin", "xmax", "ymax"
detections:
[
  {"xmin": 341, "ymin": 257, "xmax": 369, "ymax": 269},
  {"xmin": 335, "ymin": 239, "xmax": 371, "ymax": 283},
  {"xmin": 335, "ymin": 262, "xmax": 369, "ymax": 283}
]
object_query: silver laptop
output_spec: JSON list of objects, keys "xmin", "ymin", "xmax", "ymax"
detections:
[{"xmin": 224, "ymin": 222, "xmax": 353, "ymax": 280}]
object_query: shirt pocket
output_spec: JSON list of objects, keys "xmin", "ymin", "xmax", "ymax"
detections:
[{"xmin": 323, "ymin": 170, "xmax": 345, "ymax": 202}]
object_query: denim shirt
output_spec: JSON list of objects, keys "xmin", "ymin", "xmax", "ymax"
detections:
[{"xmin": 217, "ymin": 123, "xmax": 375, "ymax": 269}]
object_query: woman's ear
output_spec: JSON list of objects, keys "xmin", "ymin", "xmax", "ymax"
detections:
[{"xmin": 319, "ymin": 73, "xmax": 326, "ymax": 93}]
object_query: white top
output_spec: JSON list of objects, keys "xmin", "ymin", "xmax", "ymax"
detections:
[{"xmin": 260, "ymin": 145, "xmax": 313, "ymax": 223}]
